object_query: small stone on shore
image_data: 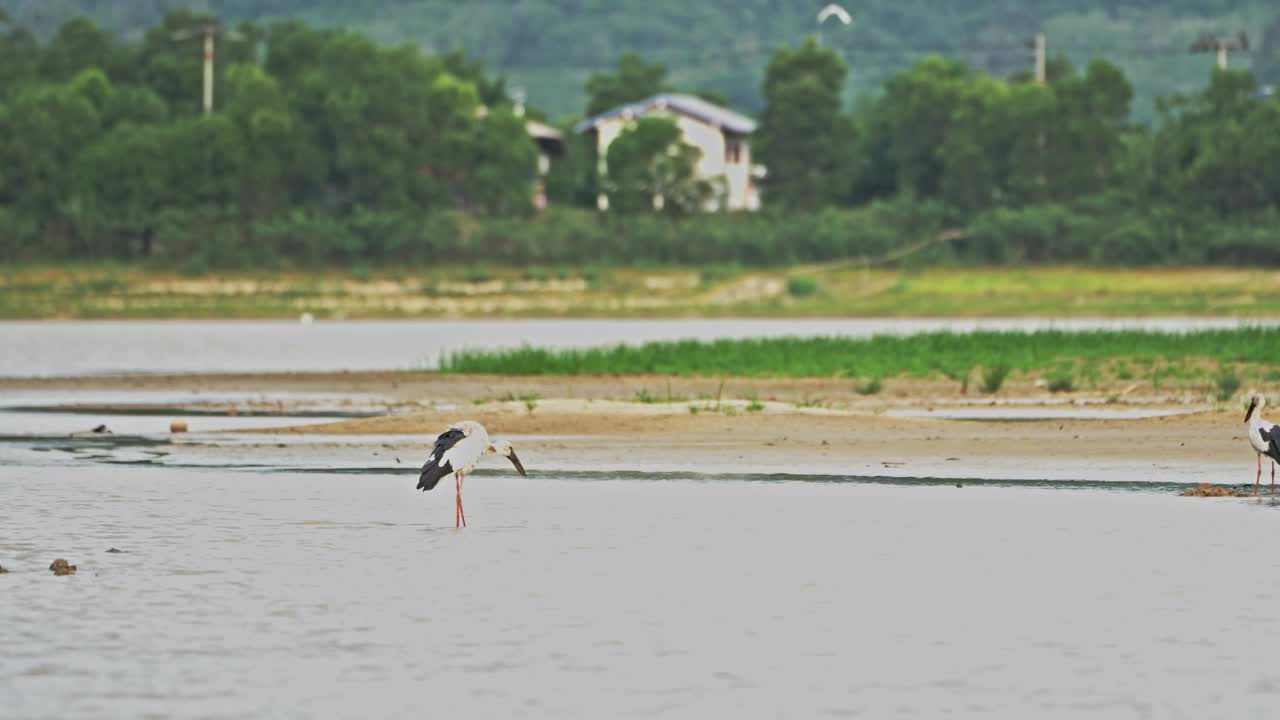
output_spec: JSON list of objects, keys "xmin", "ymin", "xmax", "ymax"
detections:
[{"xmin": 170, "ymin": 420, "xmax": 188, "ymax": 433}]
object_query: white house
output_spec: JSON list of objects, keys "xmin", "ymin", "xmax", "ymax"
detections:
[
  {"xmin": 574, "ymin": 93, "xmax": 764, "ymax": 211},
  {"xmin": 525, "ymin": 119, "xmax": 565, "ymax": 211}
]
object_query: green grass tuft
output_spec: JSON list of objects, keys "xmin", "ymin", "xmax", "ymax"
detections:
[
  {"xmin": 979, "ymin": 365, "xmax": 1011, "ymax": 394},
  {"xmin": 440, "ymin": 329, "xmax": 1280, "ymax": 380}
]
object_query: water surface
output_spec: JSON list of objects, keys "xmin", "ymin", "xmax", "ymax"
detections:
[
  {"xmin": 5, "ymin": 317, "xmax": 1276, "ymax": 377},
  {"xmin": 4, "ymin": 460, "xmax": 1279, "ymax": 719}
]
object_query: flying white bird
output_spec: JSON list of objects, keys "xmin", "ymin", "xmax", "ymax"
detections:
[
  {"xmin": 1244, "ymin": 394, "xmax": 1279, "ymax": 496},
  {"xmin": 417, "ymin": 421, "xmax": 526, "ymax": 527},
  {"xmin": 817, "ymin": 3, "xmax": 853, "ymax": 25}
]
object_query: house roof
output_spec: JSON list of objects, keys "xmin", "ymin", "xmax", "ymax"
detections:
[
  {"xmin": 526, "ymin": 119, "xmax": 563, "ymax": 141},
  {"xmin": 526, "ymin": 119, "xmax": 566, "ymax": 156},
  {"xmin": 574, "ymin": 93, "xmax": 757, "ymax": 136}
]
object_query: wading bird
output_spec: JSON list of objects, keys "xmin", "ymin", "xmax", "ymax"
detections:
[
  {"xmin": 417, "ymin": 421, "xmax": 526, "ymax": 527},
  {"xmin": 1244, "ymin": 394, "xmax": 1280, "ymax": 496}
]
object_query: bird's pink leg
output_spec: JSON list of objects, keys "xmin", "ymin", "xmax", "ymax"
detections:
[
  {"xmin": 1257, "ymin": 454, "xmax": 1262, "ymax": 497},
  {"xmin": 457, "ymin": 471, "xmax": 467, "ymax": 528}
]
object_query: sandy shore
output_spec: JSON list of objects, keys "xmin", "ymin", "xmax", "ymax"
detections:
[{"xmin": 0, "ymin": 370, "xmax": 1260, "ymax": 484}]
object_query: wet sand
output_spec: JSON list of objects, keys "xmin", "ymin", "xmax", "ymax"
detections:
[{"xmin": 0, "ymin": 370, "xmax": 1258, "ymax": 484}]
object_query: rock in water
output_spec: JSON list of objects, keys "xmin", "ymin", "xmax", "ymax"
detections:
[
  {"xmin": 170, "ymin": 419, "xmax": 188, "ymax": 433},
  {"xmin": 1180, "ymin": 483, "xmax": 1247, "ymax": 498},
  {"xmin": 49, "ymin": 559, "xmax": 76, "ymax": 576},
  {"xmin": 105, "ymin": 547, "xmax": 124, "ymax": 554},
  {"xmin": 0, "ymin": 564, "xmax": 8, "ymax": 574}
]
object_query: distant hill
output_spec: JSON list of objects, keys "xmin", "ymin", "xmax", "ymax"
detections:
[{"xmin": 2, "ymin": 1, "xmax": 1277, "ymax": 120}]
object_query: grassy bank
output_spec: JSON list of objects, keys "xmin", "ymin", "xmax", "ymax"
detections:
[
  {"xmin": 3, "ymin": 264, "xmax": 1280, "ymax": 319},
  {"xmin": 440, "ymin": 329, "xmax": 1280, "ymax": 392}
]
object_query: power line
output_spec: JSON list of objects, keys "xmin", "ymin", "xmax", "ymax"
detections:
[{"xmin": 490, "ymin": 37, "xmax": 1251, "ymax": 72}]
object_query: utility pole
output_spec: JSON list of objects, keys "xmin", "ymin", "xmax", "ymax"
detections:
[
  {"xmin": 1190, "ymin": 31, "xmax": 1249, "ymax": 70},
  {"xmin": 173, "ymin": 22, "xmax": 243, "ymax": 114},
  {"xmin": 201, "ymin": 25, "xmax": 215, "ymax": 114},
  {"xmin": 1026, "ymin": 32, "xmax": 1046, "ymax": 84}
]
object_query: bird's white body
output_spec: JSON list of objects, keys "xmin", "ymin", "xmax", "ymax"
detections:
[
  {"xmin": 435, "ymin": 421, "xmax": 491, "ymax": 478},
  {"xmin": 1244, "ymin": 394, "xmax": 1277, "ymax": 495}
]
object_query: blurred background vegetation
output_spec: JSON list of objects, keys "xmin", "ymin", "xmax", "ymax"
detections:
[
  {"xmin": 5, "ymin": 1, "xmax": 1278, "ymax": 121},
  {"xmin": 0, "ymin": 2, "xmax": 1277, "ymax": 270}
]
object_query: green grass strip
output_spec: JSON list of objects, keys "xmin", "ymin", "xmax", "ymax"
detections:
[{"xmin": 439, "ymin": 328, "xmax": 1280, "ymax": 378}]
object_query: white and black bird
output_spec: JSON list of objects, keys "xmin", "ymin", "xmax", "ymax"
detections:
[
  {"xmin": 1244, "ymin": 394, "xmax": 1280, "ymax": 496},
  {"xmin": 417, "ymin": 421, "xmax": 526, "ymax": 527}
]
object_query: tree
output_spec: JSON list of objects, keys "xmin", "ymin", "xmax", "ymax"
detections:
[
  {"xmin": 0, "ymin": 80, "xmax": 103, "ymax": 248},
  {"xmin": 39, "ymin": 17, "xmax": 117, "ymax": 82},
  {"xmin": 1257, "ymin": 16, "xmax": 1280, "ymax": 87},
  {"xmin": 585, "ymin": 52, "xmax": 667, "ymax": 116},
  {"xmin": 0, "ymin": 20, "xmax": 39, "ymax": 96},
  {"xmin": 74, "ymin": 121, "xmax": 175, "ymax": 257},
  {"xmin": 603, "ymin": 116, "xmax": 711, "ymax": 214},
  {"xmin": 440, "ymin": 50, "xmax": 508, "ymax": 107},
  {"xmin": 224, "ymin": 63, "xmax": 300, "ymax": 224},
  {"xmin": 1152, "ymin": 68, "xmax": 1279, "ymax": 217},
  {"xmin": 755, "ymin": 37, "xmax": 854, "ymax": 210},
  {"xmin": 880, "ymin": 56, "xmax": 971, "ymax": 199},
  {"xmin": 464, "ymin": 107, "xmax": 538, "ymax": 215}
]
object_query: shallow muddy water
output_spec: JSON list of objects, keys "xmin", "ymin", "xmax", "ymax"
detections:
[
  {"xmin": 4, "ymin": 317, "xmax": 1277, "ymax": 376},
  {"xmin": 4, "ymin": 431, "xmax": 1280, "ymax": 718}
]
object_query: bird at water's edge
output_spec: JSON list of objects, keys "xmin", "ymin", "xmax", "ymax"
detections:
[
  {"xmin": 1244, "ymin": 394, "xmax": 1280, "ymax": 496},
  {"xmin": 417, "ymin": 421, "xmax": 526, "ymax": 527}
]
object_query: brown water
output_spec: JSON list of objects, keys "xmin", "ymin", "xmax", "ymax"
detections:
[{"xmin": 4, "ymin": 441, "xmax": 1280, "ymax": 718}]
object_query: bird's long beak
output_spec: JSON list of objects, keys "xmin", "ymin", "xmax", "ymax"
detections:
[
  {"xmin": 1246, "ymin": 397, "xmax": 1258, "ymax": 422},
  {"xmin": 507, "ymin": 450, "xmax": 527, "ymax": 476}
]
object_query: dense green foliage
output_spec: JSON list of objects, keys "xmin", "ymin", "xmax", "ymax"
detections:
[
  {"xmin": 4, "ymin": 1, "xmax": 1276, "ymax": 120},
  {"xmin": 0, "ymin": 12, "xmax": 540, "ymax": 264},
  {"xmin": 0, "ymin": 11, "xmax": 1277, "ymax": 269},
  {"xmin": 440, "ymin": 328, "xmax": 1280, "ymax": 378},
  {"xmin": 603, "ymin": 117, "xmax": 712, "ymax": 215}
]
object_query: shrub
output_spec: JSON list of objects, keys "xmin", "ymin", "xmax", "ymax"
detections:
[
  {"xmin": 1047, "ymin": 374, "xmax": 1075, "ymax": 393},
  {"xmin": 700, "ymin": 262, "xmax": 740, "ymax": 286},
  {"xmin": 177, "ymin": 255, "xmax": 210, "ymax": 277},
  {"xmin": 855, "ymin": 378, "xmax": 883, "ymax": 395},
  {"xmin": 1215, "ymin": 369, "xmax": 1241, "ymax": 402},
  {"xmin": 583, "ymin": 266, "xmax": 606, "ymax": 289},
  {"xmin": 786, "ymin": 275, "xmax": 819, "ymax": 298},
  {"xmin": 463, "ymin": 266, "xmax": 494, "ymax": 283}
]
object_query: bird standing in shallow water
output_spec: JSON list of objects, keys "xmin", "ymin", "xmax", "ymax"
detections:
[
  {"xmin": 417, "ymin": 421, "xmax": 526, "ymax": 527},
  {"xmin": 1244, "ymin": 394, "xmax": 1279, "ymax": 496}
]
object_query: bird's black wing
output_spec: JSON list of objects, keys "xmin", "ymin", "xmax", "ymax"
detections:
[
  {"xmin": 1260, "ymin": 426, "xmax": 1280, "ymax": 464},
  {"xmin": 417, "ymin": 428, "xmax": 466, "ymax": 491}
]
